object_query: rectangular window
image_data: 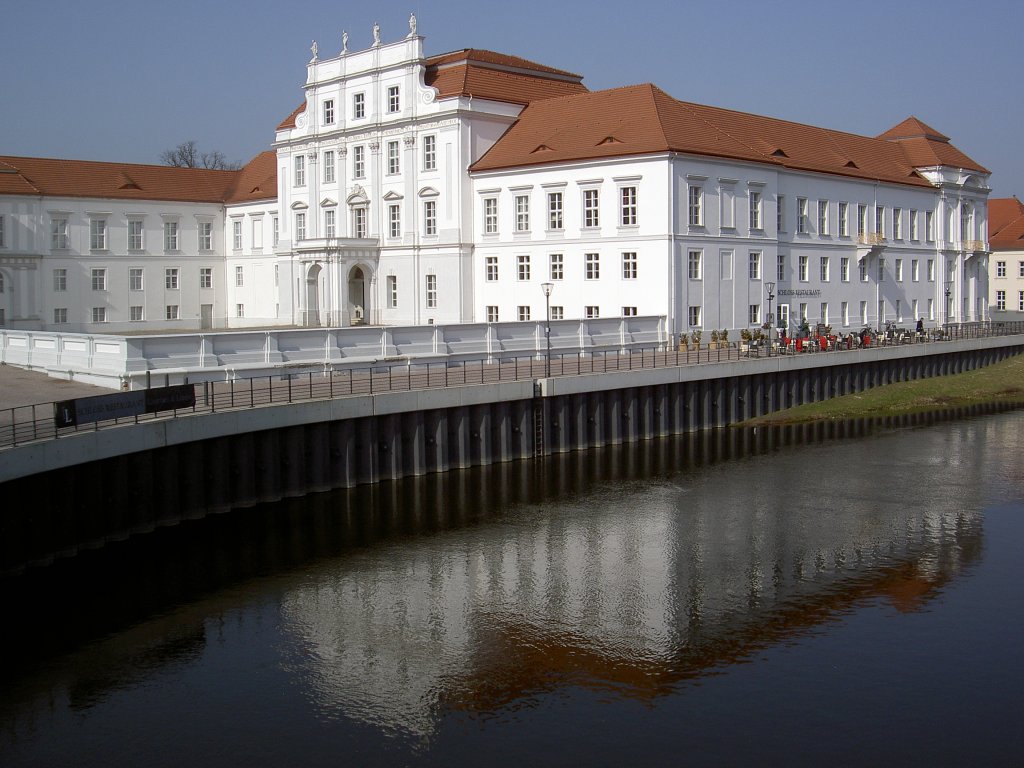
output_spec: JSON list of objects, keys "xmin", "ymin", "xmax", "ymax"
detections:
[
  {"xmin": 164, "ymin": 221, "xmax": 178, "ymax": 251},
  {"xmin": 749, "ymin": 190, "xmax": 762, "ymax": 230},
  {"xmin": 585, "ymin": 252, "xmax": 600, "ymax": 280},
  {"xmin": 749, "ymin": 304, "xmax": 761, "ymax": 324},
  {"xmin": 996, "ymin": 290, "xmax": 1006, "ymax": 311},
  {"xmin": 130, "ymin": 306, "xmax": 143, "ymax": 321},
  {"xmin": 777, "ymin": 195, "xmax": 786, "ymax": 232},
  {"xmin": 841, "ymin": 301, "xmax": 849, "ymax": 327},
  {"xmin": 583, "ymin": 189, "xmax": 600, "ymax": 228},
  {"xmin": 551, "ymin": 306, "xmax": 564, "ymax": 320},
  {"xmin": 387, "ymin": 85, "xmax": 400, "ymax": 113},
  {"xmin": 821, "ymin": 302, "xmax": 829, "ymax": 325},
  {"xmin": 820, "ymin": 256, "xmax": 829, "ymax": 282},
  {"xmin": 838, "ymin": 201, "xmax": 848, "ymax": 237},
  {"xmin": 818, "ymin": 200, "xmax": 828, "ymax": 235},
  {"xmin": 233, "ymin": 220, "xmax": 243, "ymax": 250},
  {"xmin": 294, "ymin": 155, "xmax": 305, "ymax": 186},
  {"xmin": 51, "ymin": 217, "xmax": 69, "ymax": 249},
  {"xmin": 515, "ymin": 195, "xmax": 530, "ymax": 232},
  {"xmin": 388, "ymin": 204, "xmax": 401, "ymax": 238},
  {"xmin": 799, "ymin": 303, "xmax": 808, "ymax": 321},
  {"xmin": 860, "ymin": 260, "xmax": 868, "ymax": 282},
  {"xmin": 796, "ymin": 198, "xmax": 808, "ymax": 234},
  {"xmin": 0, "ymin": 215, "xmax": 4, "ymax": 248},
  {"xmin": 387, "ymin": 275, "xmax": 398, "ymax": 308},
  {"xmin": 550, "ymin": 253, "xmax": 563, "ymax": 280},
  {"xmin": 165, "ymin": 268, "xmax": 179, "ymax": 290},
  {"xmin": 858, "ymin": 204, "xmax": 868, "ymax": 236},
  {"xmin": 996, "ymin": 260, "xmax": 1007, "ymax": 278},
  {"xmin": 688, "ymin": 305, "xmax": 701, "ymax": 326},
  {"xmin": 777, "ymin": 254, "xmax": 786, "ymax": 281},
  {"xmin": 485, "ymin": 256, "xmax": 498, "ymax": 282},
  {"xmin": 875, "ymin": 206, "xmax": 885, "ymax": 238},
  {"xmin": 295, "ymin": 212, "xmax": 306, "ymax": 241},
  {"xmin": 486, "ymin": 306, "xmax": 498, "ymax": 323},
  {"xmin": 910, "ymin": 210, "xmax": 918, "ymax": 240},
  {"xmin": 893, "ymin": 208, "xmax": 902, "ymax": 239},
  {"xmin": 92, "ymin": 307, "xmax": 106, "ymax": 323},
  {"xmin": 518, "ymin": 305, "xmax": 531, "ymax": 321},
  {"xmin": 878, "ymin": 258, "xmax": 885, "ymax": 282},
  {"xmin": 912, "ymin": 298, "xmax": 919, "ymax": 320},
  {"xmin": 387, "ymin": 141, "xmax": 400, "ymax": 175},
  {"xmin": 748, "ymin": 251, "xmax": 761, "ymax": 280},
  {"xmin": 274, "ymin": 264, "xmax": 279, "ymax": 287},
  {"xmin": 423, "ymin": 200, "xmax": 436, "ymax": 236},
  {"xmin": 798, "ymin": 255, "xmax": 808, "ymax": 282},
  {"xmin": 895, "ymin": 258, "xmax": 903, "ymax": 281},
  {"xmin": 272, "ymin": 216, "xmax": 279, "ymax": 246},
  {"xmin": 53, "ymin": 268, "xmax": 67, "ymax": 291},
  {"xmin": 354, "ymin": 145, "xmax": 365, "ymax": 179},
  {"xmin": 621, "ymin": 186, "xmax": 637, "ymax": 226},
  {"xmin": 688, "ymin": 250, "xmax": 702, "ymax": 280},
  {"xmin": 353, "ymin": 208, "xmax": 367, "ymax": 238},
  {"xmin": 622, "ymin": 252, "xmax": 637, "ymax": 279},
  {"xmin": 324, "ymin": 150, "xmax": 335, "ymax": 183},
  {"xmin": 130, "ymin": 268, "xmax": 143, "ymax": 291},
  {"xmin": 585, "ymin": 306, "xmax": 600, "ymax": 319},
  {"xmin": 234, "ymin": 304, "xmax": 243, "ymax": 318},
  {"xmin": 926, "ymin": 211, "xmax": 935, "ymax": 242},
  {"xmin": 128, "ymin": 220, "xmax": 144, "ymax": 250},
  {"xmin": 1019, "ymin": 261, "xmax": 1024, "ymax": 278},
  {"xmin": 878, "ymin": 300, "xmax": 885, "ymax": 323},
  {"xmin": 323, "ymin": 99, "xmax": 334, "ymax": 126},
  {"xmin": 91, "ymin": 268, "xmax": 106, "ymax": 291},
  {"xmin": 426, "ymin": 274, "xmax": 437, "ymax": 308},
  {"xmin": 200, "ymin": 268, "xmax": 212, "ymax": 289},
  {"xmin": 90, "ymin": 219, "xmax": 107, "ymax": 250},
  {"xmin": 1020, "ymin": 292, "xmax": 1024, "ymax": 312},
  {"xmin": 896, "ymin": 299, "xmax": 903, "ymax": 322},
  {"xmin": 622, "ymin": 306, "xmax": 638, "ymax": 317},
  {"xmin": 423, "ymin": 135, "xmax": 436, "ymax": 171},
  {"xmin": 353, "ymin": 92, "xmax": 365, "ymax": 119},
  {"xmin": 840, "ymin": 256, "xmax": 850, "ymax": 282},
  {"xmin": 688, "ymin": 185, "xmax": 703, "ymax": 226},
  {"xmin": 548, "ymin": 192, "xmax": 563, "ymax": 230},
  {"xmin": 199, "ymin": 221, "xmax": 213, "ymax": 250},
  {"xmin": 928, "ymin": 259, "xmax": 935, "ymax": 281},
  {"xmin": 861, "ymin": 301, "xmax": 868, "ymax": 325},
  {"xmin": 517, "ymin": 254, "xmax": 531, "ymax": 281},
  {"xmin": 167, "ymin": 304, "xmax": 181, "ymax": 320},
  {"xmin": 324, "ymin": 208, "xmax": 336, "ymax": 238},
  {"xmin": 483, "ymin": 197, "xmax": 498, "ymax": 234},
  {"xmin": 912, "ymin": 259, "xmax": 920, "ymax": 281}
]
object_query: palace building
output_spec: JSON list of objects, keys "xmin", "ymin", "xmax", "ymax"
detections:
[{"xmin": 0, "ymin": 17, "xmax": 992, "ymax": 339}]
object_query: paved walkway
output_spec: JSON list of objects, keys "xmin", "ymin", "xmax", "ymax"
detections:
[{"xmin": 0, "ymin": 364, "xmax": 110, "ymax": 411}]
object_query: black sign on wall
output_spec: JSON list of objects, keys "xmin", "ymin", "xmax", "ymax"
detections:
[{"xmin": 54, "ymin": 384, "xmax": 196, "ymax": 428}]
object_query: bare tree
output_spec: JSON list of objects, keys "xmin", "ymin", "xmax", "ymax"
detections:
[{"xmin": 160, "ymin": 140, "xmax": 240, "ymax": 170}]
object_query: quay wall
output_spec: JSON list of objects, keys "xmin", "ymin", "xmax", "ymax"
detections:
[{"xmin": 1, "ymin": 337, "xmax": 1021, "ymax": 574}]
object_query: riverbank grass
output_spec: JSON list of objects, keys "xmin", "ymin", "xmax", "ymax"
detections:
[{"xmin": 739, "ymin": 353, "xmax": 1024, "ymax": 427}]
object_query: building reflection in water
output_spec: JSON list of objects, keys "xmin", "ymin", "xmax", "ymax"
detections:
[{"xmin": 4, "ymin": 407, "xmax": 1017, "ymax": 744}]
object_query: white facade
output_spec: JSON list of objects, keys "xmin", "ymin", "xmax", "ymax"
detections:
[{"xmin": 0, "ymin": 22, "xmax": 992, "ymax": 337}]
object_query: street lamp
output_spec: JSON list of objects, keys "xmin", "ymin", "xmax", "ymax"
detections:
[
  {"xmin": 764, "ymin": 281, "xmax": 776, "ymax": 356},
  {"xmin": 541, "ymin": 282, "xmax": 554, "ymax": 377},
  {"xmin": 944, "ymin": 280, "xmax": 952, "ymax": 330}
]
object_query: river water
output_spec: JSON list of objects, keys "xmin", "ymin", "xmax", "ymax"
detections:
[{"xmin": 2, "ymin": 409, "xmax": 1024, "ymax": 766}]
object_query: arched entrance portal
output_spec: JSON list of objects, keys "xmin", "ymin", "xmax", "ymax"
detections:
[
  {"xmin": 349, "ymin": 266, "xmax": 367, "ymax": 325},
  {"xmin": 304, "ymin": 263, "xmax": 321, "ymax": 326}
]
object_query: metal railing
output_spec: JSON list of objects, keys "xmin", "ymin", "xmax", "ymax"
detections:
[{"xmin": 2, "ymin": 321, "xmax": 1022, "ymax": 451}]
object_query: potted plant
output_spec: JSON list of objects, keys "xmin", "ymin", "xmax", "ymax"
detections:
[
  {"xmin": 710, "ymin": 329, "xmax": 720, "ymax": 349},
  {"xmin": 720, "ymin": 328, "xmax": 729, "ymax": 347},
  {"xmin": 691, "ymin": 329, "xmax": 703, "ymax": 348}
]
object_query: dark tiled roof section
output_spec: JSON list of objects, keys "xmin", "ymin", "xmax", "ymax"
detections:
[
  {"xmin": 226, "ymin": 151, "xmax": 278, "ymax": 203},
  {"xmin": 276, "ymin": 49, "xmax": 587, "ymax": 130},
  {"xmin": 0, "ymin": 155, "xmax": 241, "ymax": 203},
  {"xmin": 989, "ymin": 197, "xmax": 1024, "ymax": 251},
  {"xmin": 471, "ymin": 84, "xmax": 986, "ymax": 186}
]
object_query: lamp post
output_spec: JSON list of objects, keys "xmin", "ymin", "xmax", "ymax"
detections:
[
  {"xmin": 944, "ymin": 280, "xmax": 952, "ymax": 330},
  {"xmin": 541, "ymin": 282, "xmax": 554, "ymax": 377},
  {"xmin": 764, "ymin": 281, "xmax": 775, "ymax": 356}
]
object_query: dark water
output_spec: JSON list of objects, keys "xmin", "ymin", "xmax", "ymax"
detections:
[{"xmin": 3, "ymin": 410, "xmax": 1024, "ymax": 767}]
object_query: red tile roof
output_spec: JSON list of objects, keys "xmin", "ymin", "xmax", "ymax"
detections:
[
  {"xmin": 877, "ymin": 116, "xmax": 988, "ymax": 174},
  {"xmin": 0, "ymin": 152, "xmax": 276, "ymax": 205},
  {"xmin": 989, "ymin": 197, "xmax": 1024, "ymax": 251},
  {"xmin": 276, "ymin": 48, "xmax": 587, "ymax": 130},
  {"xmin": 471, "ymin": 84, "xmax": 987, "ymax": 186}
]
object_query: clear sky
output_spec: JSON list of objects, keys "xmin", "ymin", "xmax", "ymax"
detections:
[{"xmin": 2, "ymin": 0, "xmax": 1020, "ymax": 198}]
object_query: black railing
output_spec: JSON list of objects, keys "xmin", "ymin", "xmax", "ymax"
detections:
[{"xmin": 2, "ymin": 321, "xmax": 1022, "ymax": 451}]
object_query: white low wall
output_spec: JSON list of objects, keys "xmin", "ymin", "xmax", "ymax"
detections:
[{"xmin": 0, "ymin": 316, "xmax": 667, "ymax": 390}]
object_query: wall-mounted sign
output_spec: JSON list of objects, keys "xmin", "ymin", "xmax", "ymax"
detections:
[
  {"xmin": 778, "ymin": 289, "xmax": 822, "ymax": 297},
  {"xmin": 55, "ymin": 384, "xmax": 196, "ymax": 428}
]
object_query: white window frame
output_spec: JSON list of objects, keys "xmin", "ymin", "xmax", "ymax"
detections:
[
  {"xmin": 547, "ymin": 192, "xmax": 563, "ymax": 231},
  {"xmin": 550, "ymin": 253, "xmax": 563, "ymax": 281},
  {"xmin": 422, "ymin": 135, "xmax": 436, "ymax": 171},
  {"xmin": 517, "ymin": 254, "xmax": 531, "ymax": 281},
  {"xmin": 515, "ymin": 195, "xmax": 530, "ymax": 232},
  {"xmin": 387, "ymin": 85, "xmax": 400, "ymax": 113},
  {"xmin": 294, "ymin": 155, "xmax": 305, "ymax": 187},
  {"xmin": 583, "ymin": 188, "xmax": 599, "ymax": 228},
  {"xmin": 165, "ymin": 268, "xmax": 179, "ymax": 290},
  {"xmin": 483, "ymin": 197, "xmax": 498, "ymax": 234},
  {"xmin": 387, "ymin": 141, "xmax": 400, "ymax": 175},
  {"xmin": 622, "ymin": 252, "xmax": 637, "ymax": 280},
  {"xmin": 621, "ymin": 186, "xmax": 638, "ymax": 226},
  {"xmin": 585, "ymin": 252, "xmax": 600, "ymax": 280}
]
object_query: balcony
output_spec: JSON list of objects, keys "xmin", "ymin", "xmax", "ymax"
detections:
[
  {"xmin": 858, "ymin": 233, "xmax": 885, "ymax": 246},
  {"xmin": 962, "ymin": 240, "xmax": 986, "ymax": 252}
]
